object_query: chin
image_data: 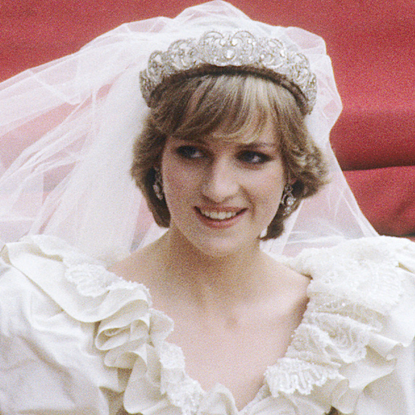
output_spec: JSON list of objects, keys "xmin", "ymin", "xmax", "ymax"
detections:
[
  {"xmin": 168, "ymin": 220, "xmax": 262, "ymax": 258},
  {"xmin": 191, "ymin": 235, "xmax": 259, "ymax": 259}
]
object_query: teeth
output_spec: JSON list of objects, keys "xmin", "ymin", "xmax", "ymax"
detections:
[{"xmin": 200, "ymin": 209, "xmax": 239, "ymax": 220}]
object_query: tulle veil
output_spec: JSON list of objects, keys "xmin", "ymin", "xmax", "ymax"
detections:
[{"xmin": 0, "ymin": 0, "xmax": 376, "ymax": 263}]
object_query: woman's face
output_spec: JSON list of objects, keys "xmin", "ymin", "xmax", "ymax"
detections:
[{"xmin": 160, "ymin": 121, "xmax": 287, "ymax": 257}]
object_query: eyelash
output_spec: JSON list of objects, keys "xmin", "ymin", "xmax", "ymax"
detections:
[
  {"xmin": 238, "ymin": 151, "xmax": 271, "ymax": 164},
  {"xmin": 176, "ymin": 146, "xmax": 271, "ymax": 165},
  {"xmin": 176, "ymin": 146, "xmax": 203, "ymax": 159}
]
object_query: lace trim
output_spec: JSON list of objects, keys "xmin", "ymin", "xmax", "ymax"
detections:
[
  {"xmin": 264, "ymin": 237, "xmax": 405, "ymax": 398},
  {"xmin": 293, "ymin": 238, "xmax": 404, "ymax": 314},
  {"xmin": 266, "ymin": 358, "xmax": 338, "ymax": 396},
  {"xmin": 65, "ymin": 263, "xmax": 138, "ymax": 297},
  {"xmin": 159, "ymin": 343, "xmax": 204, "ymax": 414},
  {"xmin": 30, "ymin": 234, "xmax": 148, "ymax": 298}
]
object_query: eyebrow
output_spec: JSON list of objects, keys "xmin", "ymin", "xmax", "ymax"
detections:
[
  {"xmin": 175, "ymin": 136, "xmax": 277, "ymax": 149},
  {"xmin": 242, "ymin": 141, "xmax": 276, "ymax": 148}
]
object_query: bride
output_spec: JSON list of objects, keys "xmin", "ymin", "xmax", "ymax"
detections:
[
  {"xmin": 0, "ymin": 2, "xmax": 414, "ymax": 414},
  {"xmin": 114, "ymin": 69, "xmax": 323, "ymax": 408}
]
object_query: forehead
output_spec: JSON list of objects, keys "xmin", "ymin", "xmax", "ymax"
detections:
[
  {"xmin": 205, "ymin": 118, "xmax": 278, "ymax": 146},
  {"xmin": 176, "ymin": 107, "xmax": 280, "ymax": 148},
  {"xmin": 170, "ymin": 74, "xmax": 287, "ymax": 145}
]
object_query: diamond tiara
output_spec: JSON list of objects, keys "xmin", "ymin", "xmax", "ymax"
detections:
[{"xmin": 140, "ymin": 30, "xmax": 317, "ymax": 114}]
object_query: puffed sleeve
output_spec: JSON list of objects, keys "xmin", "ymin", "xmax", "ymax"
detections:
[
  {"xmin": 0, "ymin": 234, "xmax": 173, "ymax": 415},
  {"xmin": 276, "ymin": 236, "xmax": 415, "ymax": 415},
  {"xmin": 0, "ymin": 254, "xmax": 125, "ymax": 414},
  {"xmin": 353, "ymin": 239, "xmax": 415, "ymax": 415}
]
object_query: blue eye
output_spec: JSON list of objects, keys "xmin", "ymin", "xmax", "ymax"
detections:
[
  {"xmin": 176, "ymin": 146, "xmax": 203, "ymax": 159},
  {"xmin": 239, "ymin": 151, "xmax": 270, "ymax": 164}
]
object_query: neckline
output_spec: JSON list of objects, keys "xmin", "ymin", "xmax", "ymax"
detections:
[
  {"xmin": 119, "ymin": 266, "xmax": 314, "ymax": 414},
  {"xmin": 108, "ymin": 247, "xmax": 313, "ymax": 412},
  {"xmin": 153, "ymin": 308, "xmax": 276, "ymax": 414}
]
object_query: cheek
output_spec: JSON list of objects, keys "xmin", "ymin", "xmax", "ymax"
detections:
[
  {"xmin": 262, "ymin": 183, "xmax": 284, "ymax": 210},
  {"xmin": 252, "ymin": 171, "xmax": 285, "ymax": 215},
  {"xmin": 258, "ymin": 164, "xmax": 285, "ymax": 195},
  {"xmin": 161, "ymin": 155, "xmax": 200, "ymax": 215},
  {"xmin": 163, "ymin": 164, "xmax": 194, "ymax": 198}
]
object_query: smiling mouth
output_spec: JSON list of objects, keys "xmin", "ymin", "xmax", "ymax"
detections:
[{"xmin": 197, "ymin": 208, "xmax": 245, "ymax": 221}]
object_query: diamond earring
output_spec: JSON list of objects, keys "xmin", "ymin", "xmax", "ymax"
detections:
[
  {"xmin": 153, "ymin": 168, "xmax": 164, "ymax": 201},
  {"xmin": 280, "ymin": 184, "xmax": 296, "ymax": 216}
]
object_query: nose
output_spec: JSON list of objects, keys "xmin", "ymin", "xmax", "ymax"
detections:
[{"xmin": 201, "ymin": 158, "xmax": 239, "ymax": 203}]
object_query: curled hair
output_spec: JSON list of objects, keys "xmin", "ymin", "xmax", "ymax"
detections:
[{"xmin": 131, "ymin": 70, "xmax": 328, "ymax": 239}]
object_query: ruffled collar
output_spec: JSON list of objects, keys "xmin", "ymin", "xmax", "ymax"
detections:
[{"xmin": 5, "ymin": 235, "xmax": 415, "ymax": 415}]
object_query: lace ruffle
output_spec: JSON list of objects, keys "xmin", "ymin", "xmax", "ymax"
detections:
[
  {"xmin": 4, "ymin": 235, "xmax": 415, "ymax": 415},
  {"xmin": 264, "ymin": 237, "xmax": 414, "ymax": 414}
]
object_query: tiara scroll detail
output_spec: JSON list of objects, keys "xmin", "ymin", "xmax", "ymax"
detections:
[{"xmin": 140, "ymin": 31, "xmax": 317, "ymax": 113}]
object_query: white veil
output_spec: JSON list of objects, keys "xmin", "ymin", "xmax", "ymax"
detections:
[{"xmin": 0, "ymin": 0, "xmax": 376, "ymax": 262}]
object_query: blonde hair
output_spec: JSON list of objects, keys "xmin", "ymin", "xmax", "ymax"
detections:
[{"xmin": 131, "ymin": 70, "xmax": 328, "ymax": 239}]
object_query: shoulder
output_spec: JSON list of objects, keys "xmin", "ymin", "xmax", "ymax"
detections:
[
  {"xmin": 287, "ymin": 235, "xmax": 413, "ymax": 275},
  {"xmin": 285, "ymin": 236, "xmax": 414, "ymax": 307},
  {"xmin": 0, "ymin": 236, "xmax": 123, "ymax": 413},
  {"xmin": 268, "ymin": 236, "xmax": 415, "ymax": 414},
  {"xmin": 108, "ymin": 239, "xmax": 162, "ymax": 287},
  {"xmin": 0, "ymin": 235, "xmax": 173, "ymax": 414},
  {"xmin": 263, "ymin": 252, "xmax": 310, "ymax": 318}
]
